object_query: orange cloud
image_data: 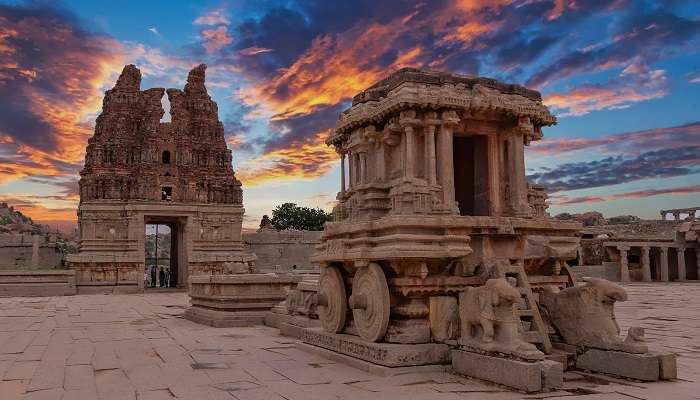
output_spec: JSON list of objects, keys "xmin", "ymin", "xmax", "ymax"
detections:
[
  {"xmin": 0, "ymin": 11, "xmax": 128, "ymax": 179},
  {"xmin": 238, "ymin": 2, "xmax": 499, "ymax": 121},
  {"xmin": 201, "ymin": 26, "xmax": 233, "ymax": 54},
  {"xmin": 552, "ymin": 184, "xmax": 700, "ymax": 205},
  {"xmin": 236, "ymin": 132, "xmax": 338, "ymax": 186},
  {"xmin": 11, "ymin": 203, "xmax": 76, "ymax": 222},
  {"xmin": 545, "ymin": 69, "xmax": 667, "ymax": 117},
  {"xmin": 194, "ymin": 9, "xmax": 229, "ymax": 26}
]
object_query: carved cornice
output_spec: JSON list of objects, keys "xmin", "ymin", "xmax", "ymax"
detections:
[{"xmin": 331, "ymin": 70, "xmax": 555, "ymax": 140}]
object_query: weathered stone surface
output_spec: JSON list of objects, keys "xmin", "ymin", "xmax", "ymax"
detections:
[
  {"xmin": 452, "ymin": 350, "xmax": 550, "ymax": 392},
  {"xmin": 0, "ymin": 270, "xmax": 76, "ymax": 296},
  {"xmin": 428, "ymin": 296, "xmax": 459, "ymax": 342},
  {"xmin": 656, "ymin": 352, "xmax": 678, "ymax": 380},
  {"xmin": 540, "ymin": 278, "xmax": 647, "ymax": 353},
  {"xmin": 311, "ymin": 68, "xmax": 582, "ymax": 363},
  {"xmin": 66, "ymin": 64, "xmax": 252, "ymax": 293},
  {"xmin": 459, "ymin": 278, "xmax": 543, "ymax": 360},
  {"xmin": 300, "ymin": 328, "xmax": 450, "ymax": 367},
  {"xmin": 576, "ymin": 349, "xmax": 660, "ymax": 381},
  {"xmin": 185, "ymin": 273, "xmax": 301, "ymax": 327},
  {"xmin": 243, "ymin": 230, "xmax": 321, "ymax": 272},
  {"xmin": 540, "ymin": 359, "xmax": 564, "ymax": 389},
  {"xmin": 0, "ymin": 287, "xmax": 695, "ymax": 398}
]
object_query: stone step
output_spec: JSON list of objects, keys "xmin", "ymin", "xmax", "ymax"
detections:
[{"xmin": 516, "ymin": 309, "xmax": 534, "ymax": 318}]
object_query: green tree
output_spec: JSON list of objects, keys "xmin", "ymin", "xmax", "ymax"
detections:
[{"xmin": 270, "ymin": 202, "xmax": 332, "ymax": 231}]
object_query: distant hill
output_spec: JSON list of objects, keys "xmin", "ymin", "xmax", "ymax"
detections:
[{"xmin": 0, "ymin": 202, "xmax": 70, "ymax": 238}]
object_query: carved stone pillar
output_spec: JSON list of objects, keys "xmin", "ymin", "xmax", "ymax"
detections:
[
  {"xmin": 506, "ymin": 133, "xmax": 530, "ymax": 216},
  {"xmin": 641, "ymin": 246, "xmax": 651, "ymax": 282},
  {"xmin": 375, "ymin": 144, "xmax": 385, "ymax": 182},
  {"xmin": 424, "ymin": 125, "xmax": 437, "ymax": 185},
  {"xmin": 404, "ymin": 126, "xmax": 415, "ymax": 179},
  {"xmin": 677, "ymin": 247, "xmax": 686, "ymax": 281},
  {"xmin": 359, "ymin": 153, "xmax": 367, "ymax": 185},
  {"xmin": 348, "ymin": 152, "xmax": 354, "ymax": 189},
  {"xmin": 618, "ymin": 247, "xmax": 630, "ymax": 283},
  {"xmin": 439, "ymin": 124, "xmax": 455, "ymax": 211},
  {"xmin": 660, "ymin": 247, "xmax": 669, "ymax": 282},
  {"xmin": 340, "ymin": 152, "xmax": 346, "ymax": 195}
]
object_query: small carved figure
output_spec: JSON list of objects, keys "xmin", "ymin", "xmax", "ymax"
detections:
[{"xmin": 459, "ymin": 278, "xmax": 541, "ymax": 358}]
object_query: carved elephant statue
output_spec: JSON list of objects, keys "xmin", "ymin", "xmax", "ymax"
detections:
[
  {"xmin": 459, "ymin": 278, "xmax": 520, "ymax": 343},
  {"xmin": 539, "ymin": 278, "xmax": 633, "ymax": 349}
]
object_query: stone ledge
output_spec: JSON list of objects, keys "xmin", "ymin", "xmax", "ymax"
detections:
[
  {"xmin": 452, "ymin": 350, "xmax": 563, "ymax": 393},
  {"xmin": 183, "ymin": 305, "xmax": 265, "ymax": 327},
  {"xmin": 575, "ymin": 349, "xmax": 669, "ymax": 381},
  {"xmin": 300, "ymin": 328, "xmax": 450, "ymax": 367},
  {"xmin": 264, "ymin": 311, "xmax": 320, "ymax": 331},
  {"xmin": 296, "ymin": 342, "xmax": 452, "ymax": 377}
]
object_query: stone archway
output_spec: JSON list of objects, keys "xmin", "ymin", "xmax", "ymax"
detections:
[{"xmin": 145, "ymin": 216, "xmax": 186, "ymax": 289}]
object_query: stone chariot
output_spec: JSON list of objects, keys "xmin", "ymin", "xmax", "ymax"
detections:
[
  {"xmin": 305, "ymin": 69, "xmax": 675, "ymax": 390},
  {"xmin": 312, "ymin": 68, "xmax": 578, "ymax": 347}
]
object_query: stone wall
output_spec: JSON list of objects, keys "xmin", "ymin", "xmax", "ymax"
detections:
[
  {"xmin": 0, "ymin": 234, "xmax": 63, "ymax": 269},
  {"xmin": 243, "ymin": 230, "xmax": 321, "ymax": 272}
]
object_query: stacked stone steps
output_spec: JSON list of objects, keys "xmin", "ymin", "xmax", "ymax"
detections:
[{"xmin": 502, "ymin": 264, "xmax": 552, "ymax": 353}]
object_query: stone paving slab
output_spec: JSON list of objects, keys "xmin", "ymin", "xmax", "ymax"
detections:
[{"xmin": 0, "ymin": 284, "xmax": 696, "ymax": 399}]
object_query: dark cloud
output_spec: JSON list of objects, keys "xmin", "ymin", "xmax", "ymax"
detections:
[
  {"xmin": 0, "ymin": 2, "xmax": 123, "ymax": 168},
  {"xmin": 528, "ymin": 146, "xmax": 700, "ymax": 193},
  {"xmin": 264, "ymin": 103, "xmax": 344, "ymax": 152},
  {"xmin": 553, "ymin": 184, "xmax": 700, "ymax": 205},
  {"xmin": 527, "ymin": 5, "xmax": 700, "ymax": 86},
  {"xmin": 230, "ymin": 0, "xmax": 422, "ymax": 78}
]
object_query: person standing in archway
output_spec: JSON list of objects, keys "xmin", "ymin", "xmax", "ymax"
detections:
[
  {"xmin": 150, "ymin": 266, "xmax": 157, "ymax": 288},
  {"xmin": 159, "ymin": 267, "xmax": 166, "ymax": 288}
]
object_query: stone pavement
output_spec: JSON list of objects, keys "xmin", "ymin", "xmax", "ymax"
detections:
[{"xmin": 0, "ymin": 283, "xmax": 698, "ymax": 400}]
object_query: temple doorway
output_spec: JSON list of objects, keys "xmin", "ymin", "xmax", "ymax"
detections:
[
  {"xmin": 453, "ymin": 135, "xmax": 490, "ymax": 216},
  {"xmin": 144, "ymin": 218, "xmax": 183, "ymax": 289}
]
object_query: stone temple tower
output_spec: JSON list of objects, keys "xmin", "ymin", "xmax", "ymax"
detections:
[{"xmin": 66, "ymin": 64, "xmax": 254, "ymax": 293}]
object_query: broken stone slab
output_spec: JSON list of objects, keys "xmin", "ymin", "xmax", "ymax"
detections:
[
  {"xmin": 575, "ymin": 348, "xmax": 676, "ymax": 381},
  {"xmin": 300, "ymin": 328, "xmax": 450, "ymax": 367},
  {"xmin": 451, "ymin": 349, "xmax": 563, "ymax": 393}
]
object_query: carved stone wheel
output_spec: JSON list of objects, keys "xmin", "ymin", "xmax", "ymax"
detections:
[
  {"xmin": 317, "ymin": 265, "xmax": 347, "ymax": 333},
  {"xmin": 350, "ymin": 263, "xmax": 390, "ymax": 342}
]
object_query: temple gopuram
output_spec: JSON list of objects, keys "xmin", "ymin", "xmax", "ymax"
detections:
[{"xmin": 66, "ymin": 64, "xmax": 253, "ymax": 293}]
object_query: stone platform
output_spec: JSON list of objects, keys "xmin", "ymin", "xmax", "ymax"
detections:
[
  {"xmin": 452, "ymin": 350, "xmax": 562, "ymax": 392},
  {"xmin": 0, "ymin": 283, "xmax": 697, "ymax": 399},
  {"xmin": 0, "ymin": 270, "xmax": 76, "ymax": 297},
  {"xmin": 300, "ymin": 328, "xmax": 451, "ymax": 367},
  {"xmin": 184, "ymin": 273, "xmax": 301, "ymax": 327}
]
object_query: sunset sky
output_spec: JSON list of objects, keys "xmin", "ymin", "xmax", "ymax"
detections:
[{"xmin": 0, "ymin": 0, "xmax": 699, "ymax": 231}]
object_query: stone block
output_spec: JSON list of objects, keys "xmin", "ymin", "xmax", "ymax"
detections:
[
  {"xmin": 300, "ymin": 328, "xmax": 450, "ymax": 367},
  {"xmin": 279, "ymin": 323, "xmax": 302, "ymax": 339},
  {"xmin": 185, "ymin": 273, "xmax": 302, "ymax": 327},
  {"xmin": 451, "ymin": 349, "xmax": 545, "ymax": 392},
  {"xmin": 296, "ymin": 343, "xmax": 451, "ymax": 377},
  {"xmin": 183, "ymin": 306, "xmax": 264, "ymax": 327},
  {"xmin": 655, "ymin": 352, "xmax": 677, "ymax": 380},
  {"xmin": 539, "ymin": 359, "xmax": 563, "ymax": 389},
  {"xmin": 576, "ymin": 349, "xmax": 660, "ymax": 381}
]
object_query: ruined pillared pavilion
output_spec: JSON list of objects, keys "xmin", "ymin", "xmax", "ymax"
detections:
[{"xmin": 66, "ymin": 64, "xmax": 253, "ymax": 293}]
